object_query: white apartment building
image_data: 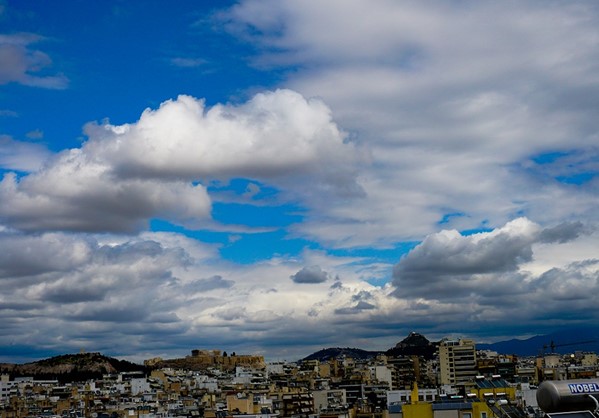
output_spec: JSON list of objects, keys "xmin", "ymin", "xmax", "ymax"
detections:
[{"xmin": 439, "ymin": 338, "xmax": 477, "ymax": 385}]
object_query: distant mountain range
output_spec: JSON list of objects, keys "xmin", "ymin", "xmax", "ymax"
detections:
[
  {"xmin": 302, "ymin": 328, "xmax": 599, "ymax": 362},
  {"xmin": 477, "ymin": 327, "xmax": 599, "ymax": 356}
]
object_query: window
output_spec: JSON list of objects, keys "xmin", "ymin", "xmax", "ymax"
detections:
[{"xmin": 480, "ymin": 413, "xmax": 487, "ymax": 418}]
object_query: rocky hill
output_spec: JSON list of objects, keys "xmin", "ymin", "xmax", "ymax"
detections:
[
  {"xmin": 302, "ymin": 347, "xmax": 381, "ymax": 362},
  {"xmin": 0, "ymin": 352, "xmax": 146, "ymax": 383},
  {"xmin": 385, "ymin": 332, "xmax": 438, "ymax": 360}
]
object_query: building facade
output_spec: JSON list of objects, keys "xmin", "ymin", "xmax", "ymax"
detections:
[{"xmin": 439, "ymin": 339, "xmax": 477, "ymax": 385}]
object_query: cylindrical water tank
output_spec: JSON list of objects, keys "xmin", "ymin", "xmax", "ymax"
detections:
[{"xmin": 537, "ymin": 379, "xmax": 599, "ymax": 413}]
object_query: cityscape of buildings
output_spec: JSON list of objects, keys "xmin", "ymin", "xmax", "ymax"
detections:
[{"xmin": 3, "ymin": 334, "xmax": 599, "ymax": 418}]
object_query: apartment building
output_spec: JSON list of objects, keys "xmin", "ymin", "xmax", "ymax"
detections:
[
  {"xmin": 439, "ymin": 338, "xmax": 477, "ymax": 385},
  {"xmin": 312, "ymin": 389, "xmax": 347, "ymax": 413}
]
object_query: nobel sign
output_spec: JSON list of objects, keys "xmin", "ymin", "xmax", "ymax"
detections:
[
  {"xmin": 538, "ymin": 380, "xmax": 599, "ymax": 413},
  {"xmin": 569, "ymin": 383, "xmax": 599, "ymax": 394}
]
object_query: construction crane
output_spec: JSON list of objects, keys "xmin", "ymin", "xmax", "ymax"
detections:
[
  {"xmin": 537, "ymin": 339, "xmax": 598, "ymax": 383},
  {"xmin": 542, "ymin": 339, "xmax": 596, "ymax": 355}
]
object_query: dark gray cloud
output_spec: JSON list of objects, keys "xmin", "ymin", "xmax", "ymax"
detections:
[
  {"xmin": 0, "ymin": 300, "xmax": 42, "ymax": 311},
  {"xmin": 532, "ymin": 259, "xmax": 599, "ymax": 303},
  {"xmin": 290, "ymin": 265, "xmax": 329, "ymax": 284},
  {"xmin": 351, "ymin": 290, "xmax": 373, "ymax": 302},
  {"xmin": 329, "ymin": 280, "xmax": 343, "ymax": 290},
  {"xmin": 335, "ymin": 301, "xmax": 376, "ymax": 315},
  {"xmin": 392, "ymin": 218, "xmax": 538, "ymax": 298},
  {"xmin": 184, "ymin": 275, "xmax": 234, "ymax": 293},
  {"xmin": 64, "ymin": 304, "xmax": 150, "ymax": 323},
  {"xmin": 539, "ymin": 221, "xmax": 587, "ymax": 243},
  {"xmin": 42, "ymin": 282, "xmax": 110, "ymax": 304},
  {"xmin": 93, "ymin": 240, "xmax": 191, "ymax": 271}
]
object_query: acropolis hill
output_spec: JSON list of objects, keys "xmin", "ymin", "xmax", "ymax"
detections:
[{"xmin": 144, "ymin": 349, "xmax": 265, "ymax": 371}]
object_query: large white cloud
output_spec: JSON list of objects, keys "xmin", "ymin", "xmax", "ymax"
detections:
[
  {"xmin": 86, "ymin": 90, "xmax": 358, "ymax": 182},
  {"xmin": 0, "ymin": 89, "xmax": 361, "ymax": 233}
]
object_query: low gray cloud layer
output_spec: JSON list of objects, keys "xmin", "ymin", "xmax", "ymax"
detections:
[{"xmin": 0, "ymin": 218, "xmax": 598, "ymax": 361}]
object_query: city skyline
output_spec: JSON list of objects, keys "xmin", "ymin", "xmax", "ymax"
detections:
[{"xmin": 1, "ymin": 0, "xmax": 598, "ymax": 364}]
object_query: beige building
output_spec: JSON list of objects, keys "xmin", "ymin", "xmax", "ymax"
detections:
[
  {"xmin": 581, "ymin": 352, "xmax": 598, "ymax": 367},
  {"xmin": 312, "ymin": 389, "xmax": 347, "ymax": 413},
  {"xmin": 226, "ymin": 393, "xmax": 253, "ymax": 414},
  {"xmin": 439, "ymin": 338, "xmax": 477, "ymax": 385}
]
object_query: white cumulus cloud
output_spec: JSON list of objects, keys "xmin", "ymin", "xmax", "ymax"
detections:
[{"xmin": 0, "ymin": 89, "xmax": 361, "ymax": 233}]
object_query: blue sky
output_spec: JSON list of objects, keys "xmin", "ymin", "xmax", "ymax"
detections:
[{"xmin": 1, "ymin": 0, "xmax": 599, "ymax": 363}]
